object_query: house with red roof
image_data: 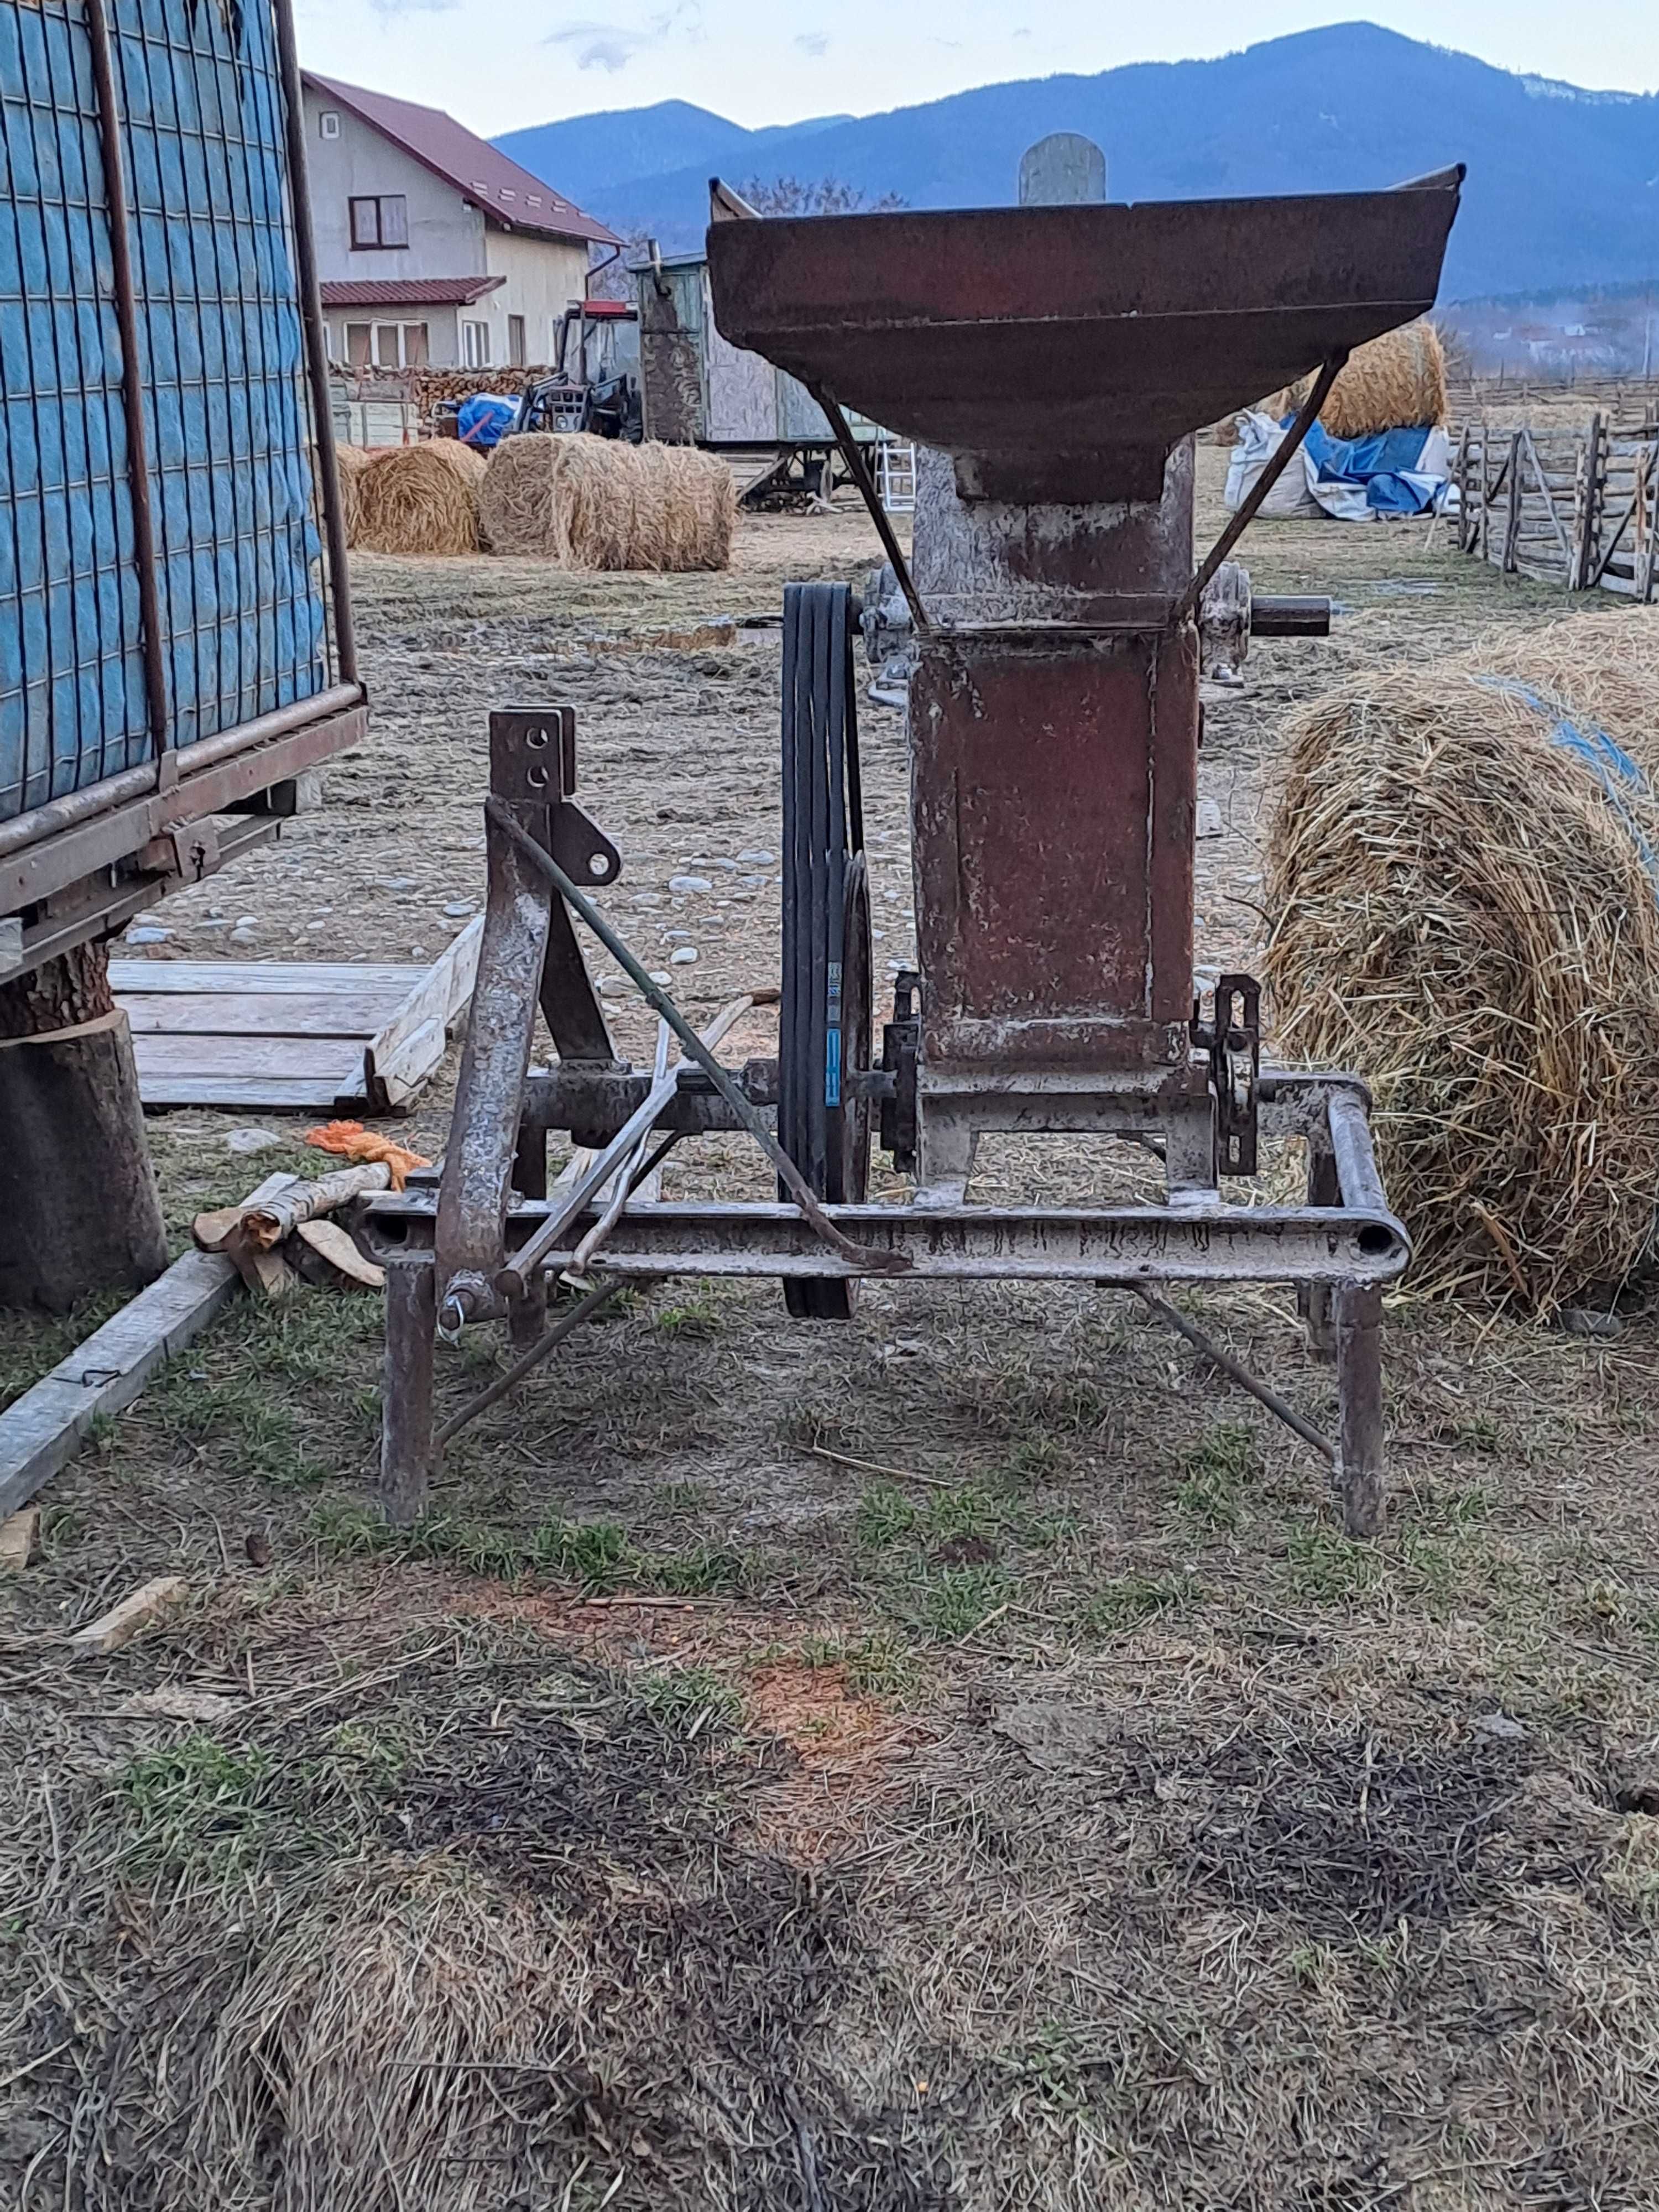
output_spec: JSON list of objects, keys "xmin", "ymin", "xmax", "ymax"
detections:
[{"xmin": 301, "ymin": 73, "xmax": 620, "ymax": 373}]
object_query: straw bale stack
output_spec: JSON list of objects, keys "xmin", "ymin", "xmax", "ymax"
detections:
[
  {"xmin": 1270, "ymin": 321, "xmax": 1448, "ymax": 439},
  {"xmin": 481, "ymin": 434, "xmax": 736, "ymax": 571},
  {"xmin": 354, "ymin": 441, "xmax": 486, "ymax": 556},
  {"xmin": 1267, "ymin": 608, "xmax": 1659, "ymax": 1312}
]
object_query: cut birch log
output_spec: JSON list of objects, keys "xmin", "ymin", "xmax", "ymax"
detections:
[
  {"xmin": 241, "ymin": 1164, "xmax": 392, "ymax": 1250},
  {"xmin": 194, "ymin": 1163, "xmax": 391, "ymax": 1253}
]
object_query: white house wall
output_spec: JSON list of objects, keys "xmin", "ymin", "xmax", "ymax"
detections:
[
  {"xmin": 482, "ymin": 229, "xmax": 593, "ymax": 367},
  {"xmin": 302, "ymin": 93, "xmax": 488, "ymax": 286}
]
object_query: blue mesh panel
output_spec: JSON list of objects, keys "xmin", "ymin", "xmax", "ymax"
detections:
[{"xmin": 0, "ymin": 0, "xmax": 326, "ymax": 822}]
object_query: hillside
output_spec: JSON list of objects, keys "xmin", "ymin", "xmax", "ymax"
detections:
[{"xmin": 494, "ymin": 22, "xmax": 1659, "ymax": 298}]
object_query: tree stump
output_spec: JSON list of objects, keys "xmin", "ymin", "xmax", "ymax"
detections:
[{"xmin": 0, "ymin": 945, "xmax": 168, "ymax": 1312}]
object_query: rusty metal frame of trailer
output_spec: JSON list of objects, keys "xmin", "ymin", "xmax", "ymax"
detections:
[{"xmin": 0, "ymin": 0, "xmax": 363, "ymax": 985}]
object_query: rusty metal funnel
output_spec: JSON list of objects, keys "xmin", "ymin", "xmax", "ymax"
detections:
[{"xmin": 706, "ymin": 170, "xmax": 1463, "ymax": 502}]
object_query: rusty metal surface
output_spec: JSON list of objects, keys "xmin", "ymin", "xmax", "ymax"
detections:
[
  {"xmin": 431, "ymin": 718, "xmax": 558, "ymax": 1326},
  {"xmin": 638, "ymin": 264, "xmax": 705, "ymax": 444},
  {"xmin": 706, "ymin": 176, "xmax": 1462, "ymax": 502},
  {"xmin": 366, "ymin": 1193, "xmax": 1410, "ymax": 1285},
  {"xmin": 911, "ymin": 442, "xmax": 1193, "ymax": 620},
  {"xmin": 909, "ymin": 627, "xmax": 1197, "ymax": 1075}
]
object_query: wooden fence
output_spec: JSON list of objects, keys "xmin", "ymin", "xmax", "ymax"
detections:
[{"xmin": 1451, "ymin": 415, "xmax": 1658, "ymax": 600}]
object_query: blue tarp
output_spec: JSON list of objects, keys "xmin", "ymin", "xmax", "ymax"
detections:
[
  {"xmin": 1294, "ymin": 418, "xmax": 1440, "ymax": 514},
  {"xmin": 456, "ymin": 395, "xmax": 519, "ymax": 450}
]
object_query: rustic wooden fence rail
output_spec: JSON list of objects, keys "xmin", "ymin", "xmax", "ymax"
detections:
[{"xmin": 1451, "ymin": 415, "xmax": 1658, "ymax": 601}]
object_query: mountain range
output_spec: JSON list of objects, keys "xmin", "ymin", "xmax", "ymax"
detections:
[{"xmin": 493, "ymin": 22, "xmax": 1659, "ymax": 298}]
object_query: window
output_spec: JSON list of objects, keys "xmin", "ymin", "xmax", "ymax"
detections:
[
  {"xmin": 507, "ymin": 315, "xmax": 525, "ymax": 368},
  {"xmin": 344, "ymin": 321, "xmax": 428, "ymax": 369},
  {"xmin": 462, "ymin": 320, "xmax": 490, "ymax": 368},
  {"xmin": 319, "ymin": 109, "xmax": 340, "ymax": 139},
  {"xmin": 348, "ymin": 195, "xmax": 408, "ymax": 251}
]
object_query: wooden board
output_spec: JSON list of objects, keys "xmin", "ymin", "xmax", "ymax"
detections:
[
  {"xmin": 0, "ymin": 1172, "xmax": 296, "ymax": 1520},
  {"xmin": 110, "ymin": 919, "xmax": 484, "ymax": 1114}
]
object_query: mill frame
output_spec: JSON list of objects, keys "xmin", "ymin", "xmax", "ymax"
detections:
[{"xmin": 364, "ymin": 161, "xmax": 1466, "ymax": 1536}]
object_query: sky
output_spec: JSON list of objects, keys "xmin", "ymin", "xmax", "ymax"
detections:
[{"xmin": 291, "ymin": 0, "xmax": 1659, "ymax": 140}]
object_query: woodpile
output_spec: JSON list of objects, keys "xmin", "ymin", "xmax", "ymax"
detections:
[
  {"xmin": 481, "ymin": 434, "xmax": 737, "ymax": 571},
  {"xmin": 354, "ymin": 442, "xmax": 487, "ymax": 556},
  {"xmin": 413, "ymin": 367, "xmax": 549, "ymax": 420},
  {"xmin": 1267, "ymin": 606, "xmax": 1659, "ymax": 1313}
]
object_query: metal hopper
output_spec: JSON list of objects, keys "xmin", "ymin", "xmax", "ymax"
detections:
[{"xmin": 706, "ymin": 169, "xmax": 1463, "ymax": 500}]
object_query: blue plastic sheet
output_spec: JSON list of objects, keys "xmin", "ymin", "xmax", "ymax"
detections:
[
  {"xmin": 0, "ymin": 0, "xmax": 327, "ymax": 821},
  {"xmin": 1293, "ymin": 418, "xmax": 1440, "ymax": 515},
  {"xmin": 455, "ymin": 394, "xmax": 519, "ymax": 450}
]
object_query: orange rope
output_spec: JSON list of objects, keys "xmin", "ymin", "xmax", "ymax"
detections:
[{"xmin": 303, "ymin": 1120, "xmax": 431, "ymax": 1193}]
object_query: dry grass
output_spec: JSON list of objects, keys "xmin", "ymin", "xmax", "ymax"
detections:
[
  {"xmin": 481, "ymin": 434, "xmax": 737, "ymax": 571},
  {"xmin": 1268, "ymin": 606, "xmax": 1659, "ymax": 1312},
  {"xmin": 355, "ymin": 442, "xmax": 486, "ymax": 557},
  {"xmin": 1273, "ymin": 320, "xmax": 1448, "ymax": 438}
]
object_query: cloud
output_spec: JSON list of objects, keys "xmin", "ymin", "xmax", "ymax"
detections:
[
  {"xmin": 793, "ymin": 29, "xmax": 828, "ymax": 54},
  {"xmin": 545, "ymin": 0, "xmax": 699, "ymax": 69},
  {"xmin": 369, "ymin": 0, "xmax": 458, "ymax": 18}
]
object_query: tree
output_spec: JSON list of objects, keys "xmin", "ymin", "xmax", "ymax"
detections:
[{"xmin": 735, "ymin": 177, "xmax": 906, "ymax": 217}]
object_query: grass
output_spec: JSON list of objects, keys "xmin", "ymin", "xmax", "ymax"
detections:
[
  {"xmin": 311, "ymin": 1499, "xmax": 765, "ymax": 1600},
  {"xmin": 921, "ymin": 1563, "xmax": 1008, "ymax": 1641},
  {"xmin": 635, "ymin": 1663, "xmax": 742, "ymax": 1732},
  {"xmin": 1081, "ymin": 1571, "xmax": 1201, "ymax": 1637},
  {"xmin": 1174, "ymin": 1420, "xmax": 1264, "ymax": 1529}
]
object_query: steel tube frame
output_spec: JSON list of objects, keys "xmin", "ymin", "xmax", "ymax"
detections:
[{"xmin": 366, "ymin": 1191, "xmax": 1409, "ymax": 1287}]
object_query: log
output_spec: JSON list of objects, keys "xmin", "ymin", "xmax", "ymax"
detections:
[{"xmin": 0, "ymin": 998, "xmax": 168, "ymax": 1313}]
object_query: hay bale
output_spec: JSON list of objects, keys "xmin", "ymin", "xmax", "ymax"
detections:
[
  {"xmin": 1270, "ymin": 321, "xmax": 1448, "ymax": 440},
  {"xmin": 331, "ymin": 444, "xmax": 373, "ymax": 546},
  {"xmin": 1266, "ymin": 608, "xmax": 1659, "ymax": 1313},
  {"xmin": 354, "ymin": 440, "xmax": 486, "ymax": 556},
  {"xmin": 481, "ymin": 433, "xmax": 736, "ymax": 570}
]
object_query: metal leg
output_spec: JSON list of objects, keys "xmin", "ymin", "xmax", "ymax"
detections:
[
  {"xmin": 1164, "ymin": 1097, "xmax": 1218, "ymax": 1206},
  {"xmin": 1300, "ymin": 1139, "xmax": 1339, "ymax": 1360},
  {"xmin": 509, "ymin": 1120, "xmax": 549, "ymax": 1347},
  {"xmin": 382, "ymin": 1259, "xmax": 437, "ymax": 1526},
  {"xmin": 915, "ymin": 1109, "xmax": 976, "ymax": 1207},
  {"xmin": 1335, "ymin": 1281, "xmax": 1385, "ymax": 1538}
]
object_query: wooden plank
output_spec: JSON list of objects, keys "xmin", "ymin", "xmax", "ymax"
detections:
[
  {"xmin": 131, "ymin": 1035, "xmax": 364, "ymax": 1083},
  {"xmin": 109, "ymin": 961, "xmax": 427, "ymax": 995},
  {"xmin": 348, "ymin": 914, "xmax": 484, "ymax": 1111},
  {"xmin": 0, "ymin": 1172, "xmax": 297, "ymax": 1520},
  {"xmin": 121, "ymin": 992, "xmax": 409, "ymax": 1037},
  {"xmin": 135, "ymin": 1077, "xmax": 348, "ymax": 1108}
]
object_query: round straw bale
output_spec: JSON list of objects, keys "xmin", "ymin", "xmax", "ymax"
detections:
[
  {"xmin": 331, "ymin": 444, "xmax": 373, "ymax": 546},
  {"xmin": 354, "ymin": 440, "xmax": 486, "ymax": 556},
  {"xmin": 481, "ymin": 433, "xmax": 736, "ymax": 570},
  {"xmin": 1269, "ymin": 321, "xmax": 1448, "ymax": 439},
  {"xmin": 1266, "ymin": 608, "xmax": 1659, "ymax": 1313}
]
